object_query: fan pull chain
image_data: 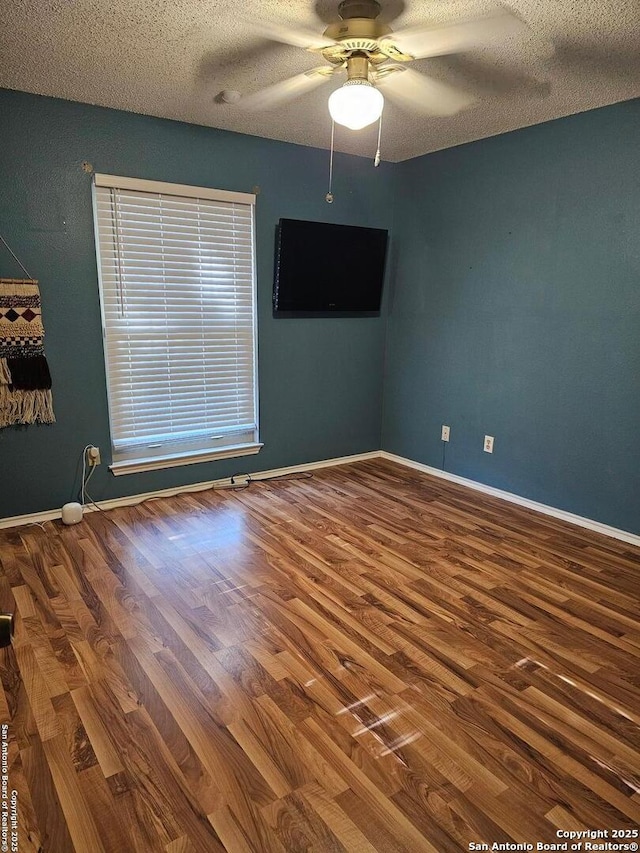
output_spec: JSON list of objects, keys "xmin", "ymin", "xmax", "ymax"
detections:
[
  {"xmin": 326, "ymin": 120, "xmax": 335, "ymax": 203},
  {"xmin": 374, "ymin": 111, "xmax": 383, "ymax": 167}
]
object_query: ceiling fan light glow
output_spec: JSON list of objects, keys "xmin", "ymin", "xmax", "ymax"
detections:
[{"xmin": 328, "ymin": 80, "xmax": 384, "ymax": 130}]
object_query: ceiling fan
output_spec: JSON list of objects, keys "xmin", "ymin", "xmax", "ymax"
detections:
[{"xmin": 237, "ymin": 0, "xmax": 530, "ymax": 129}]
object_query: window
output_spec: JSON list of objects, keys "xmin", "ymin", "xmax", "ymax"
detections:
[{"xmin": 92, "ymin": 174, "xmax": 260, "ymax": 475}]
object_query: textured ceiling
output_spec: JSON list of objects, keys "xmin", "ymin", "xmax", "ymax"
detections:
[{"xmin": 1, "ymin": 0, "xmax": 638, "ymax": 162}]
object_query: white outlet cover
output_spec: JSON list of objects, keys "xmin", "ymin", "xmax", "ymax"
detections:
[
  {"xmin": 441, "ymin": 425, "xmax": 450, "ymax": 442},
  {"xmin": 484, "ymin": 435, "xmax": 494, "ymax": 453}
]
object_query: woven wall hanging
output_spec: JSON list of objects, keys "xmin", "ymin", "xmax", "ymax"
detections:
[{"xmin": 0, "ymin": 277, "xmax": 55, "ymax": 427}]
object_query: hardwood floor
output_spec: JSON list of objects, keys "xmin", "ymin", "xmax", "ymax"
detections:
[{"xmin": 0, "ymin": 458, "xmax": 639, "ymax": 852}]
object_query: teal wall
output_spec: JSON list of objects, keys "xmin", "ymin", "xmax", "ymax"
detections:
[
  {"xmin": 382, "ymin": 99, "xmax": 640, "ymax": 534},
  {"xmin": 0, "ymin": 89, "xmax": 394, "ymax": 517},
  {"xmin": 2, "ymin": 89, "xmax": 638, "ymax": 534}
]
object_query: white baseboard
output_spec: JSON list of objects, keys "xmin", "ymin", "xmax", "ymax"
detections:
[
  {"xmin": 3, "ymin": 448, "xmax": 638, "ymax": 549},
  {"xmin": 0, "ymin": 451, "xmax": 380, "ymax": 531},
  {"xmin": 379, "ymin": 451, "xmax": 640, "ymax": 548}
]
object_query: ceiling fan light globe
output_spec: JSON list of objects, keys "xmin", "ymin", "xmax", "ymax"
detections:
[{"xmin": 328, "ymin": 81, "xmax": 384, "ymax": 130}]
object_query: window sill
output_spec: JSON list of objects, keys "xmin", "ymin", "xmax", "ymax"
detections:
[{"xmin": 109, "ymin": 442, "xmax": 263, "ymax": 476}]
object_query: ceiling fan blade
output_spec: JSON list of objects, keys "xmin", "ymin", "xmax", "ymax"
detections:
[
  {"xmin": 433, "ymin": 54, "xmax": 551, "ymax": 98},
  {"xmin": 244, "ymin": 19, "xmax": 335, "ymax": 51},
  {"xmin": 375, "ymin": 66, "xmax": 476, "ymax": 116},
  {"xmin": 553, "ymin": 40, "xmax": 640, "ymax": 80},
  {"xmin": 196, "ymin": 44, "xmax": 281, "ymax": 93},
  {"xmin": 239, "ymin": 68, "xmax": 337, "ymax": 111},
  {"xmin": 386, "ymin": 7, "xmax": 529, "ymax": 60}
]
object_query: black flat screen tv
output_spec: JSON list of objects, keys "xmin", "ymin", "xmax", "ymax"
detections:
[{"xmin": 273, "ymin": 218, "xmax": 388, "ymax": 315}]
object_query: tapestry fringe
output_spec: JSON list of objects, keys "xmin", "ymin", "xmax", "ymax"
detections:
[
  {"xmin": 0, "ymin": 358, "xmax": 10, "ymax": 386},
  {"xmin": 0, "ymin": 386, "xmax": 56, "ymax": 427}
]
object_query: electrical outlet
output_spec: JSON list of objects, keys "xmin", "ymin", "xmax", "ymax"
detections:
[
  {"xmin": 441, "ymin": 425, "xmax": 450, "ymax": 442},
  {"xmin": 483, "ymin": 435, "xmax": 494, "ymax": 454},
  {"xmin": 87, "ymin": 445, "xmax": 101, "ymax": 466}
]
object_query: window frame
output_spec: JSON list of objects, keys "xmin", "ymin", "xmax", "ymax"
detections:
[{"xmin": 91, "ymin": 173, "xmax": 261, "ymax": 476}]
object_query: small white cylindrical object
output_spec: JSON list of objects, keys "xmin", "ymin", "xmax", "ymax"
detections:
[{"xmin": 61, "ymin": 502, "xmax": 83, "ymax": 525}]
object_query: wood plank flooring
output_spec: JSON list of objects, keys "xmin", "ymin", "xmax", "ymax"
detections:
[{"xmin": 0, "ymin": 458, "xmax": 639, "ymax": 852}]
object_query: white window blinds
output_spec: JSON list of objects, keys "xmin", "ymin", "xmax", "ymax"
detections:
[{"xmin": 92, "ymin": 175, "xmax": 259, "ymax": 473}]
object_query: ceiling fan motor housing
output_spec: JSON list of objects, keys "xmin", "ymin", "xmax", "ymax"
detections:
[
  {"xmin": 338, "ymin": 0, "xmax": 382, "ymax": 20},
  {"xmin": 322, "ymin": 0, "xmax": 393, "ymax": 66}
]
